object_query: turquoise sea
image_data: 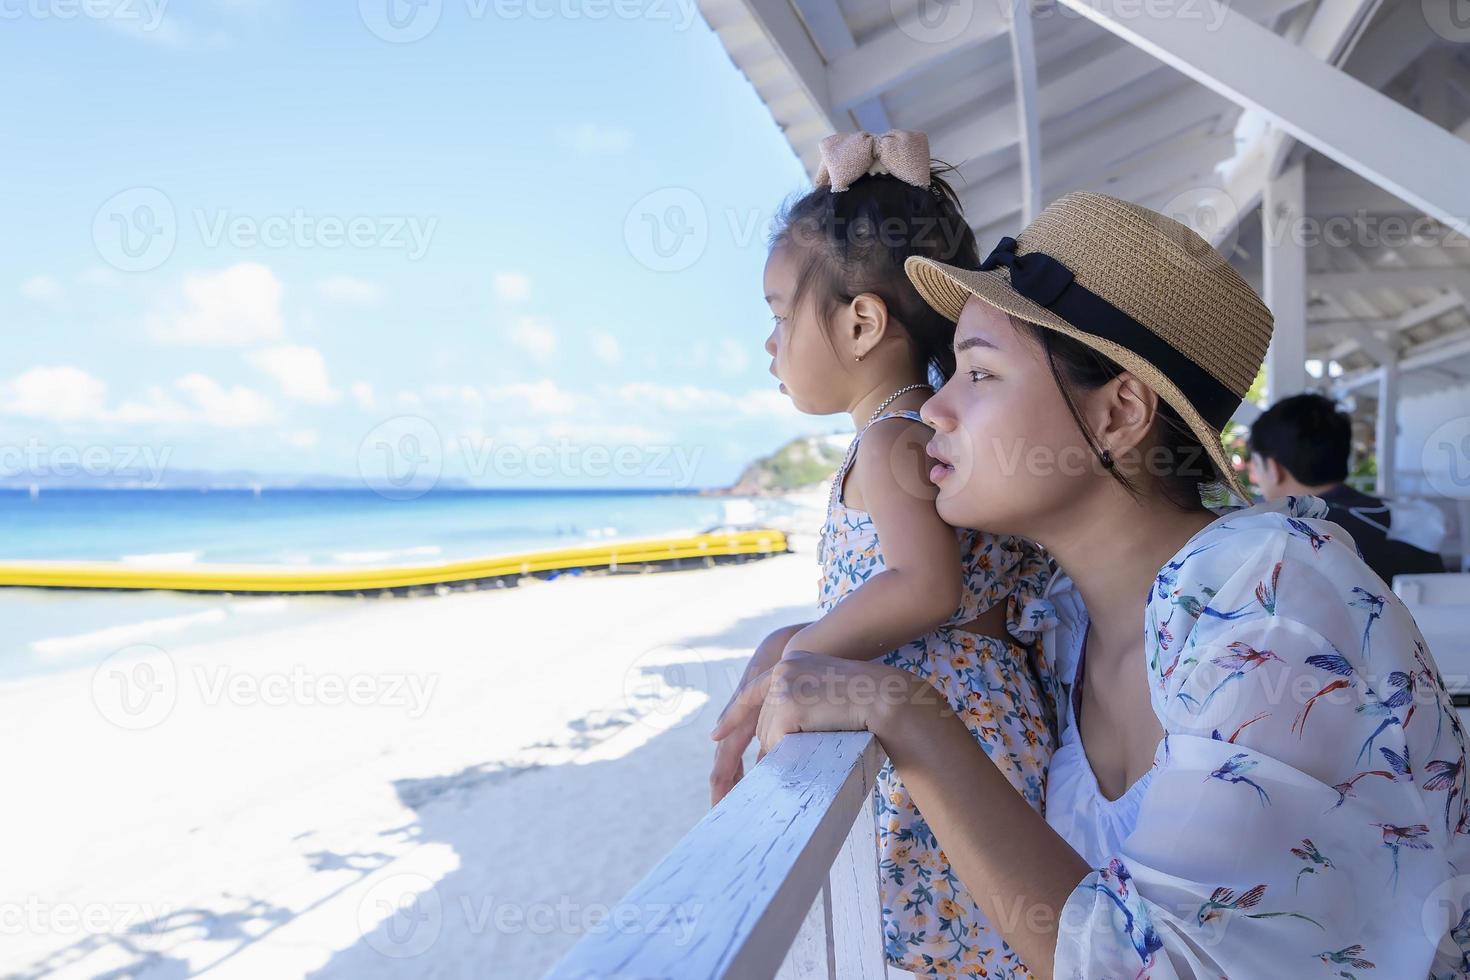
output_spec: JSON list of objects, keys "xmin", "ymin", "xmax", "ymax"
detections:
[{"xmin": 0, "ymin": 488, "xmax": 804, "ymax": 681}]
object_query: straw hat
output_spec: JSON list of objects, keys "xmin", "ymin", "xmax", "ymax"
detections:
[{"xmin": 905, "ymin": 191, "xmax": 1271, "ymax": 501}]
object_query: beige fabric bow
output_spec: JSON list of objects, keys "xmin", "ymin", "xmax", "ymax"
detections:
[{"xmin": 813, "ymin": 130, "xmax": 932, "ymax": 193}]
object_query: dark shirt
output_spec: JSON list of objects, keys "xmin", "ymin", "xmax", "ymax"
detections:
[{"xmin": 1317, "ymin": 483, "xmax": 1445, "ymax": 585}]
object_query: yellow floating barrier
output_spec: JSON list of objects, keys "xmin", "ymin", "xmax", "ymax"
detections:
[{"xmin": 0, "ymin": 528, "xmax": 791, "ymax": 594}]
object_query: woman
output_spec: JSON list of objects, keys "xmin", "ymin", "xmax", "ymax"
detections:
[{"xmin": 755, "ymin": 192, "xmax": 1470, "ymax": 977}]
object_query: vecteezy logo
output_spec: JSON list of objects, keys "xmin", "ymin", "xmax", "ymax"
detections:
[
  {"xmin": 622, "ymin": 644, "xmax": 708, "ymax": 732},
  {"xmin": 92, "ymin": 188, "xmax": 177, "ymax": 272},
  {"xmin": 623, "ymin": 188, "xmax": 708, "ymax": 273},
  {"xmin": 892, "ymin": 0, "xmax": 975, "ymax": 45},
  {"xmin": 359, "ymin": 872, "xmax": 442, "ymax": 958},
  {"xmin": 1423, "ymin": 415, "xmax": 1470, "ymax": 500},
  {"xmin": 1423, "ymin": 0, "xmax": 1470, "ymax": 42},
  {"xmin": 359, "ymin": 0, "xmax": 442, "ymax": 42},
  {"xmin": 92, "ymin": 644, "xmax": 178, "ymax": 730},
  {"xmin": 358, "ymin": 416, "xmax": 444, "ymax": 501},
  {"xmin": 1159, "ymin": 185, "xmax": 1242, "ymax": 265}
]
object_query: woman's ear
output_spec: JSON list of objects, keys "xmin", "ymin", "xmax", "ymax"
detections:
[
  {"xmin": 848, "ymin": 292, "xmax": 890, "ymax": 360},
  {"xmin": 1094, "ymin": 371, "xmax": 1160, "ymax": 460}
]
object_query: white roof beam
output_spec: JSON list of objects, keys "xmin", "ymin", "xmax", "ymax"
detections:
[
  {"xmin": 826, "ymin": 5, "xmax": 1009, "ymax": 113},
  {"xmin": 1007, "ymin": 0, "xmax": 1043, "ymax": 223},
  {"xmin": 1201, "ymin": 0, "xmax": 1442, "ymax": 246},
  {"xmin": 1311, "ymin": 268, "xmax": 1470, "ymax": 296},
  {"xmin": 1053, "ymin": 0, "xmax": 1470, "ymax": 237},
  {"xmin": 955, "ymin": 85, "xmax": 1227, "ymax": 226},
  {"xmin": 1317, "ymin": 290, "xmax": 1466, "ymax": 363},
  {"xmin": 791, "ymin": 0, "xmax": 890, "ymax": 132},
  {"xmin": 734, "ymin": 0, "xmax": 841, "ymax": 135},
  {"xmin": 1264, "ymin": 163, "xmax": 1309, "ymax": 400},
  {"xmin": 1335, "ymin": 331, "xmax": 1470, "ymax": 392},
  {"xmin": 933, "ymin": 41, "xmax": 1162, "ymax": 168}
]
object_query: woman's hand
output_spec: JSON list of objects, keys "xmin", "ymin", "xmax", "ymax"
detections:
[
  {"xmin": 754, "ymin": 651, "xmax": 924, "ymax": 756},
  {"xmin": 708, "ymin": 623, "xmax": 806, "ymax": 806}
]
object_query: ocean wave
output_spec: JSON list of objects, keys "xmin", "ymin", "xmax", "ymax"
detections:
[{"xmin": 329, "ymin": 545, "xmax": 444, "ymax": 565}]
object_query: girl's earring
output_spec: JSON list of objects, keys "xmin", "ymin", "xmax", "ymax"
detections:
[
  {"xmin": 1099, "ymin": 448, "xmax": 1115, "ymax": 470},
  {"xmin": 854, "ymin": 352, "xmax": 864, "ymax": 362}
]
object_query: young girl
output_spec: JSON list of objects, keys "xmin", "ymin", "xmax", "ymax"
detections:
[{"xmin": 709, "ymin": 130, "xmax": 1058, "ymax": 979}]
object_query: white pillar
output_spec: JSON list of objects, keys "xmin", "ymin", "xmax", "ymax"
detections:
[
  {"xmin": 1376, "ymin": 357, "xmax": 1399, "ymax": 498},
  {"xmin": 1263, "ymin": 161, "xmax": 1308, "ymax": 403}
]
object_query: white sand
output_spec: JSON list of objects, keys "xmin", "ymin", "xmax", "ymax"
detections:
[{"xmin": 0, "ymin": 491, "xmax": 828, "ymax": 980}]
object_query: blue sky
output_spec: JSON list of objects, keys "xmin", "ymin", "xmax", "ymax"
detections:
[{"xmin": 0, "ymin": 0, "xmax": 838, "ymax": 488}]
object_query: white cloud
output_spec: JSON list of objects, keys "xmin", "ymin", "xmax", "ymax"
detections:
[
  {"xmin": 555, "ymin": 123, "xmax": 633, "ymax": 156},
  {"xmin": 350, "ymin": 381, "xmax": 375, "ymax": 411},
  {"xmin": 283, "ymin": 429, "xmax": 319, "ymax": 450},
  {"xmin": 317, "ymin": 275, "xmax": 385, "ymax": 307},
  {"xmin": 491, "ymin": 380, "xmax": 580, "ymax": 415},
  {"xmin": 509, "ymin": 316, "xmax": 557, "ymax": 361},
  {"xmin": 151, "ymin": 262, "xmax": 284, "ymax": 346},
  {"xmin": 491, "ymin": 272, "xmax": 531, "ymax": 303},
  {"xmin": 248, "ymin": 345, "xmax": 340, "ymax": 405},
  {"xmin": 2, "ymin": 366, "xmax": 108, "ymax": 421},
  {"xmin": 175, "ymin": 373, "xmax": 278, "ymax": 427},
  {"xmin": 611, "ymin": 382, "xmax": 796, "ymax": 418},
  {"xmin": 0, "ymin": 366, "xmax": 279, "ymax": 429},
  {"xmin": 20, "ymin": 276, "xmax": 63, "ymax": 303},
  {"xmin": 591, "ymin": 332, "xmax": 622, "ymax": 365}
]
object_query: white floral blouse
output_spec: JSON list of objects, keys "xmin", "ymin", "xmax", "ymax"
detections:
[{"xmin": 1039, "ymin": 494, "xmax": 1470, "ymax": 978}]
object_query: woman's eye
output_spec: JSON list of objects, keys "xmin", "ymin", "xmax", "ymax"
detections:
[
  {"xmin": 967, "ymin": 369, "xmax": 991, "ymax": 384},
  {"xmin": 770, "ymin": 313, "xmax": 785, "ymax": 325}
]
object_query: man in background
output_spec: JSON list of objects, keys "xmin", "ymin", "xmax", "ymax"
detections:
[{"xmin": 1249, "ymin": 393, "xmax": 1444, "ymax": 585}]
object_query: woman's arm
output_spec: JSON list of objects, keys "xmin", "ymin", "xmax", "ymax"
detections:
[
  {"xmin": 755, "ymin": 653, "xmax": 1089, "ymax": 977},
  {"xmin": 763, "ymin": 538, "xmax": 1470, "ymax": 977},
  {"xmin": 784, "ymin": 418, "xmax": 964, "ymax": 661}
]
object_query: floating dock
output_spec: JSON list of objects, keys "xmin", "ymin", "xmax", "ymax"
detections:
[{"xmin": 0, "ymin": 528, "xmax": 791, "ymax": 595}]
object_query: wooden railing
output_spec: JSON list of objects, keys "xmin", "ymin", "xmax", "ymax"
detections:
[{"xmin": 545, "ymin": 732, "xmax": 889, "ymax": 979}]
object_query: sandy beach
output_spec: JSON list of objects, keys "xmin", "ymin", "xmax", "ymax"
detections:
[{"xmin": 1, "ymin": 492, "xmax": 826, "ymax": 979}]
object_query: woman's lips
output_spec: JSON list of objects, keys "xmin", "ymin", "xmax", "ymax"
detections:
[{"xmin": 925, "ymin": 440, "xmax": 954, "ymax": 484}]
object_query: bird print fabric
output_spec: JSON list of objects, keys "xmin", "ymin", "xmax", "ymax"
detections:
[{"xmin": 1044, "ymin": 495, "xmax": 1470, "ymax": 978}]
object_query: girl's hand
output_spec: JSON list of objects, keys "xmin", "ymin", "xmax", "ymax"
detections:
[
  {"xmin": 709, "ymin": 623, "xmax": 807, "ymax": 806},
  {"xmin": 708, "ymin": 666, "xmax": 772, "ymax": 805},
  {"xmin": 754, "ymin": 651, "xmax": 923, "ymax": 756}
]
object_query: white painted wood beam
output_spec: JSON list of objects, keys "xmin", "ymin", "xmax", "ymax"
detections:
[
  {"xmin": 1053, "ymin": 0, "xmax": 1470, "ymax": 236},
  {"xmin": 736, "ymin": 0, "xmax": 841, "ymax": 134},
  {"xmin": 1008, "ymin": 0, "xmax": 1043, "ymax": 223},
  {"xmin": 826, "ymin": 5, "xmax": 1010, "ymax": 113},
  {"xmin": 1377, "ymin": 356, "xmax": 1399, "ymax": 497},
  {"xmin": 1311, "ymin": 268, "xmax": 1470, "ymax": 296},
  {"xmin": 1264, "ymin": 162, "xmax": 1309, "ymax": 400},
  {"xmin": 791, "ymin": 0, "xmax": 890, "ymax": 132}
]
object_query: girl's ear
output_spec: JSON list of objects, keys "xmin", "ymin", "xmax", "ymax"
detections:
[
  {"xmin": 848, "ymin": 292, "xmax": 891, "ymax": 360},
  {"xmin": 1092, "ymin": 371, "xmax": 1159, "ymax": 460}
]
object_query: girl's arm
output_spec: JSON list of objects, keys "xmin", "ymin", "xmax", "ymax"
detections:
[{"xmin": 784, "ymin": 417, "xmax": 964, "ymax": 661}]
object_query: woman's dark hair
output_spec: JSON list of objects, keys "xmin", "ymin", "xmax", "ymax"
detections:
[
  {"xmin": 1023, "ymin": 323, "xmax": 1223, "ymax": 511},
  {"xmin": 768, "ymin": 166, "xmax": 978, "ymax": 388}
]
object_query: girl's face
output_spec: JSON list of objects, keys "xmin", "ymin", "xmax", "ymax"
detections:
[
  {"xmin": 921, "ymin": 297, "xmax": 1107, "ymax": 537},
  {"xmin": 763, "ymin": 243, "xmax": 850, "ymax": 416}
]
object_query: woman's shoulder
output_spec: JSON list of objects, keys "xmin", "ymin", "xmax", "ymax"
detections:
[
  {"xmin": 1148, "ymin": 496, "xmax": 1436, "ymax": 736},
  {"xmin": 1152, "ymin": 495, "xmax": 1393, "ymax": 655}
]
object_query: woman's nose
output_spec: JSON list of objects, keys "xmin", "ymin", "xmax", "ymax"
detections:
[
  {"xmin": 763, "ymin": 328, "xmax": 778, "ymax": 358},
  {"xmin": 919, "ymin": 388, "xmax": 952, "ymax": 431}
]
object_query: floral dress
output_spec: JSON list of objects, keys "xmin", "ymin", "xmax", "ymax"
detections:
[
  {"xmin": 1037, "ymin": 494, "xmax": 1470, "ymax": 978},
  {"xmin": 819, "ymin": 409, "xmax": 1059, "ymax": 979}
]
